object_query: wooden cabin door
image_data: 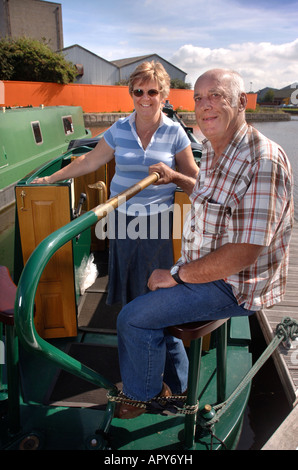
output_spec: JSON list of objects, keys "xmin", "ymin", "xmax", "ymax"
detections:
[{"xmin": 15, "ymin": 185, "xmax": 77, "ymax": 339}]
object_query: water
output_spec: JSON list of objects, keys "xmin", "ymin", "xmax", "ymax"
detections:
[{"xmin": 0, "ymin": 118, "xmax": 297, "ymax": 449}]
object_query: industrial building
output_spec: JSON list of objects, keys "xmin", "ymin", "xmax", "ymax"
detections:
[{"xmin": 0, "ymin": 0, "xmax": 188, "ymax": 86}]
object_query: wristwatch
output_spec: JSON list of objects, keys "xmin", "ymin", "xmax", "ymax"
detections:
[{"xmin": 170, "ymin": 265, "xmax": 185, "ymax": 284}]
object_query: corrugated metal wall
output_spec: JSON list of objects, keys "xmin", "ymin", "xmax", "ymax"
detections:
[
  {"xmin": 63, "ymin": 46, "xmax": 119, "ymax": 85},
  {"xmin": 119, "ymin": 54, "xmax": 187, "ymax": 82},
  {"xmin": 62, "ymin": 48, "xmax": 187, "ymax": 86}
]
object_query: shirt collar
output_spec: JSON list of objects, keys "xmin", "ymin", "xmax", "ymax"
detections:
[
  {"xmin": 202, "ymin": 122, "xmax": 249, "ymax": 156},
  {"xmin": 129, "ymin": 109, "xmax": 165, "ymax": 129},
  {"xmin": 227, "ymin": 122, "xmax": 249, "ymax": 153}
]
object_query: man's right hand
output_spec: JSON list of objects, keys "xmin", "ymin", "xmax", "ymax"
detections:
[{"xmin": 147, "ymin": 269, "xmax": 177, "ymax": 291}]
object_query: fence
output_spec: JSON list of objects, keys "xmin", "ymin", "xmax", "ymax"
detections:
[{"xmin": 0, "ymin": 80, "xmax": 257, "ymax": 112}]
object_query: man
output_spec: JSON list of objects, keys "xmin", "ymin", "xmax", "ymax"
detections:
[{"xmin": 115, "ymin": 69, "xmax": 294, "ymax": 419}]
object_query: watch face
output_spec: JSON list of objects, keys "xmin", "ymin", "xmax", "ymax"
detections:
[{"xmin": 171, "ymin": 265, "xmax": 179, "ymax": 275}]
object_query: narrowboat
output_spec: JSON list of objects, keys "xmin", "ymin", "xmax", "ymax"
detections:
[
  {"xmin": 0, "ymin": 105, "xmax": 91, "ymax": 211},
  {"xmin": 0, "ymin": 105, "xmax": 253, "ymax": 451}
]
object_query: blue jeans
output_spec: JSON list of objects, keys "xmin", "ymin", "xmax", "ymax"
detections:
[{"xmin": 116, "ymin": 279, "xmax": 254, "ymax": 401}]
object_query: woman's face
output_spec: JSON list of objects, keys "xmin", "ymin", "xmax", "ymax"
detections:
[{"xmin": 132, "ymin": 79, "xmax": 163, "ymax": 121}]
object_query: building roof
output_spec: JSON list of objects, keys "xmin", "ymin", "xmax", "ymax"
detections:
[
  {"xmin": 111, "ymin": 53, "xmax": 187, "ymax": 75},
  {"xmin": 62, "ymin": 44, "xmax": 116, "ymax": 67},
  {"xmin": 273, "ymin": 84, "xmax": 296, "ymax": 99},
  {"xmin": 111, "ymin": 55, "xmax": 153, "ymax": 68}
]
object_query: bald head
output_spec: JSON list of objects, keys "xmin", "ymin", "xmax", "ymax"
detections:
[{"xmin": 195, "ymin": 69, "xmax": 246, "ymax": 107}]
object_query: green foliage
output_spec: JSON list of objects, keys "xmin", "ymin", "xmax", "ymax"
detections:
[
  {"xmin": 261, "ymin": 89, "xmax": 275, "ymax": 103},
  {"xmin": 115, "ymin": 79, "xmax": 130, "ymax": 86},
  {"xmin": 114, "ymin": 79, "xmax": 192, "ymax": 89},
  {"xmin": 170, "ymin": 79, "xmax": 192, "ymax": 89},
  {"xmin": 0, "ymin": 37, "xmax": 77, "ymax": 84}
]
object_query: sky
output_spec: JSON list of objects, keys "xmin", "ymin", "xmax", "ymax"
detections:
[{"xmin": 58, "ymin": 0, "xmax": 298, "ymax": 92}]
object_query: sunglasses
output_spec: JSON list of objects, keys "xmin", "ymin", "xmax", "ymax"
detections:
[{"xmin": 133, "ymin": 89, "xmax": 160, "ymax": 97}]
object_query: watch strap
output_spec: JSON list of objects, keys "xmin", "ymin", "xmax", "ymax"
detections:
[{"xmin": 171, "ymin": 270, "xmax": 184, "ymax": 285}]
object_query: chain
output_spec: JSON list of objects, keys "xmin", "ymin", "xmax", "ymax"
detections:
[
  {"xmin": 107, "ymin": 390, "xmax": 199, "ymax": 415},
  {"xmin": 107, "ymin": 391, "xmax": 149, "ymax": 409}
]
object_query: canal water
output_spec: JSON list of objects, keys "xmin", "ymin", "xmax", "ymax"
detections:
[{"xmin": 0, "ymin": 117, "xmax": 297, "ymax": 449}]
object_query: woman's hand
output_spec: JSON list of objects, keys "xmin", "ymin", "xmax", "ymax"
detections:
[
  {"xmin": 149, "ymin": 162, "xmax": 176, "ymax": 185},
  {"xmin": 31, "ymin": 176, "xmax": 52, "ymax": 184},
  {"xmin": 149, "ymin": 161, "xmax": 196, "ymax": 195}
]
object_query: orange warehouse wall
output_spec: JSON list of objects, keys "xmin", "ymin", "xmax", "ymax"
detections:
[
  {"xmin": 246, "ymin": 93, "xmax": 257, "ymax": 110},
  {"xmin": 0, "ymin": 81, "xmax": 257, "ymax": 111}
]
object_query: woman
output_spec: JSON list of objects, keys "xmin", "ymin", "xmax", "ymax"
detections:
[{"xmin": 33, "ymin": 61, "xmax": 198, "ymax": 305}]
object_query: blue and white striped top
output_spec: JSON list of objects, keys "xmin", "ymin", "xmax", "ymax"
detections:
[{"xmin": 104, "ymin": 111, "xmax": 190, "ymax": 215}]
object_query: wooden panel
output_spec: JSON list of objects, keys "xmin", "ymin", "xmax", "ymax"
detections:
[
  {"xmin": 72, "ymin": 159, "xmax": 107, "ymax": 251},
  {"xmin": 15, "ymin": 185, "xmax": 77, "ymax": 339},
  {"xmin": 72, "ymin": 158, "xmax": 116, "ymax": 251},
  {"xmin": 73, "ymin": 166, "xmax": 107, "ymax": 213},
  {"xmin": 172, "ymin": 190, "xmax": 191, "ymax": 263}
]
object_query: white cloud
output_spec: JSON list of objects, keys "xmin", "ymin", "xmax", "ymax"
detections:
[
  {"xmin": 59, "ymin": 0, "xmax": 298, "ymax": 91},
  {"xmin": 171, "ymin": 39, "xmax": 298, "ymax": 91}
]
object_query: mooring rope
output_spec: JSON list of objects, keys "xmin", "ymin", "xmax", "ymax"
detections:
[
  {"xmin": 198, "ymin": 316, "xmax": 298, "ymax": 429},
  {"xmin": 107, "ymin": 317, "xmax": 298, "ymax": 420}
]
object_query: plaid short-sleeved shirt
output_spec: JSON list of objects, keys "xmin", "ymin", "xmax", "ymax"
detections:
[{"xmin": 178, "ymin": 123, "xmax": 294, "ymax": 310}]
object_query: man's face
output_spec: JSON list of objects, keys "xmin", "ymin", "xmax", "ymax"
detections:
[{"xmin": 193, "ymin": 72, "xmax": 242, "ymax": 146}]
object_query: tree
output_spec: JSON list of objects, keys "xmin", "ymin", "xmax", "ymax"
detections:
[
  {"xmin": 262, "ymin": 89, "xmax": 275, "ymax": 103},
  {"xmin": 0, "ymin": 37, "xmax": 77, "ymax": 84}
]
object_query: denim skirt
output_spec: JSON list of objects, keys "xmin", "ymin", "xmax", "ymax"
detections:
[{"xmin": 106, "ymin": 209, "xmax": 174, "ymax": 306}]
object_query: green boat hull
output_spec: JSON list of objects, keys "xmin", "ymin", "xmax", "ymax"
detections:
[
  {"xmin": 0, "ymin": 105, "xmax": 91, "ymax": 209},
  {"xmin": 0, "ymin": 322, "xmax": 251, "ymax": 450}
]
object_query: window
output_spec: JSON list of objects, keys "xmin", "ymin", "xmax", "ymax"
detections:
[
  {"xmin": 31, "ymin": 121, "xmax": 43, "ymax": 144},
  {"xmin": 62, "ymin": 116, "xmax": 74, "ymax": 135}
]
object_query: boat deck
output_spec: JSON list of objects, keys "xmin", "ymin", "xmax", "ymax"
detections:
[
  {"xmin": 262, "ymin": 402, "xmax": 298, "ymax": 450},
  {"xmin": 257, "ymin": 221, "xmax": 298, "ymax": 407}
]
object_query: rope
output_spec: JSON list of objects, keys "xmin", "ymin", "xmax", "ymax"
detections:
[
  {"xmin": 275, "ymin": 316, "xmax": 298, "ymax": 342},
  {"xmin": 199, "ymin": 316, "xmax": 298, "ymax": 429},
  {"xmin": 107, "ymin": 317, "xmax": 298, "ymax": 424}
]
